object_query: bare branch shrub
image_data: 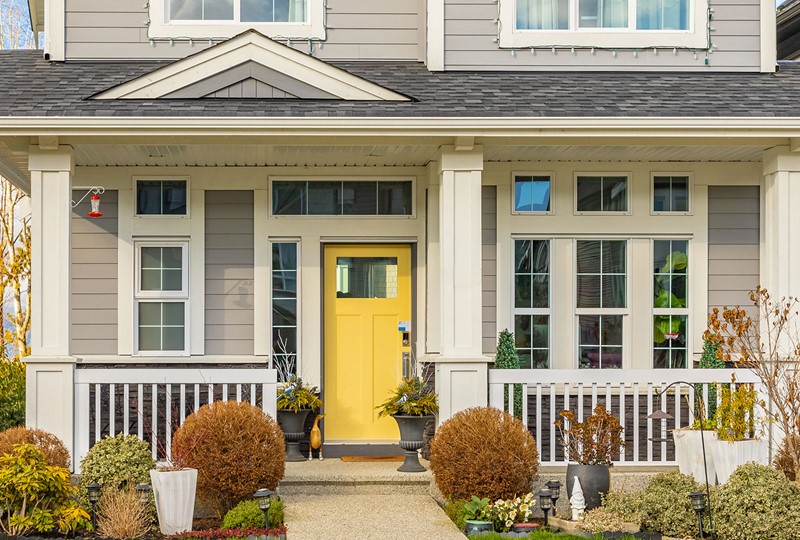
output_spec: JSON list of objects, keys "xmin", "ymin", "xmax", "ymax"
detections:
[
  {"xmin": 96, "ymin": 487, "xmax": 151, "ymax": 540},
  {"xmin": 429, "ymin": 406, "xmax": 539, "ymax": 501},
  {"xmin": 705, "ymin": 286, "xmax": 800, "ymax": 482},
  {"xmin": 171, "ymin": 401, "xmax": 285, "ymax": 519}
]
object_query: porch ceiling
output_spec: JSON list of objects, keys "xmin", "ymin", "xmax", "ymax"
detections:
[{"xmin": 72, "ymin": 143, "xmax": 767, "ymax": 168}]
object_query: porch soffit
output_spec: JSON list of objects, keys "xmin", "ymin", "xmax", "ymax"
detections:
[
  {"xmin": 92, "ymin": 30, "xmax": 409, "ymax": 102},
  {"xmin": 70, "ymin": 144, "xmax": 766, "ymax": 168}
]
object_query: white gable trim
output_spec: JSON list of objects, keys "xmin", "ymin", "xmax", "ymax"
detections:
[{"xmin": 94, "ymin": 31, "xmax": 409, "ymax": 101}]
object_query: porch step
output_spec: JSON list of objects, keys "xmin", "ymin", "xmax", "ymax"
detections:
[{"xmin": 277, "ymin": 459, "xmax": 433, "ymax": 496}]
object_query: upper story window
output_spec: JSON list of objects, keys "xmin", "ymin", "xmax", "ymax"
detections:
[
  {"xmin": 149, "ymin": 0, "xmax": 323, "ymax": 39},
  {"xmin": 575, "ymin": 175, "xmax": 628, "ymax": 214},
  {"xmin": 271, "ymin": 180, "xmax": 413, "ymax": 216},
  {"xmin": 500, "ymin": 0, "xmax": 706, "ymax": 48},
  {"xmin": 653, "ymin": 174, "xmax": 691, "ymax": 214},
  {"xmin": 136, "ymin": 180, "xmax": 188, "ymax": 216},
  {"xmin": 514, "ymin": 173, "xmax": 552, "ymax": 213}
]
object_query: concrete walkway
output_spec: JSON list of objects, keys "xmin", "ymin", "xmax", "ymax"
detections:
[{"xmin": 278, "ymin": 459, "xmax": 466, "ymax": 540}]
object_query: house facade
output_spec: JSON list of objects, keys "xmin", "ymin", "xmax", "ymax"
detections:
[{"xmin": 0, "ymin": 0, "xmax": 796, "ymax": 466}]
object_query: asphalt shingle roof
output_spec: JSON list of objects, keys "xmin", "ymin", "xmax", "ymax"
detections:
[{"xmin": 2, "ymin": 49, "xmax": 800, "ymax": 117}]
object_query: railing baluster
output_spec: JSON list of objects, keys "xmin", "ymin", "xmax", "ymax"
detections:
[
  {"xmin": 262, "ymin": 383, "xmax": 268, "ymax": 412},
  {"xmin": 94, "ymin": 384, "xmax": 101, "ymax": 444},
  {"xmin": 535, "ymin": 383, "xmax": 542, "ymax": 459},
  {"xmin": 123, "ymin": 384, "xmax": 129, "ymax": 436},
  {"xmin": 236, "ymin": 384, "xmax": 242, "ymax": 402},
  {"xmin": 180, "ymin": 384, "xmax": 186, "ymax": 424},
  {"xmin": 633, "ymin": 382, "xmax": 639, "ymax": 463},
  {"xmin": 660, "ymin": 383, "xmax": 667, "ymax": 462},
  {"xmin": 109, "ymin": 383, "xmax": 115, "ymax": 437},
  {"xmin": 222, "ymin": 384, "xmax": 228, "ymax": 402},
  {"xmin": 166, "ymin": 385, "xmax": 172, "ymax": 461},
  {"xmin": 577, "ymin": 383, "xmax": 584, "ymax": 422},
  {"xmin": 208, "ymin": 384, "xmax": 214, "ymax": 403},
  {"xmin": 151, "ymin": 383, "xmax": 158, "ymax": 460},
  {"xmin": 194, "ymin": 383, "xmax": 200, "ymax": 411},
  {"xmin": 250, "ymin": 384, "xmax": 257, "ymax": 405},
  {"xmin": 550, "ymin": 384, "xmax": 556, "ymax": 464},
  {"xmin": 647, "ymin": 383, "xmax": 654, "ymax": 463},
  {"xmin": 563, "ymin": 383, "xmax": 570, "ymax": 463},
  {"xmin": 619, "ymin": 382, "xmax": 626, "ymax": 463},
  {"xmin": 137, "ymin": 384, "xmax": 144, "ymax": 440},
  {"xmin": 591, "ymin": 382, "xmax": 598, "ymax": 412}
]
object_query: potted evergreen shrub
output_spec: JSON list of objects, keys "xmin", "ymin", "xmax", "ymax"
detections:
[
  {"xmin": 494, "ymin": 329, "xmax": 522, "ymax": 420},
  {"xmin": 376, "ymin": 377, "xmax": 438, "ymax": 472},
  {"xmin": 276, "ymin": 375, "xmax": 322, "ymax": 462},
  {"xmin": 555, "ymin": 403, "xmax": 624, "ymax": 510}
]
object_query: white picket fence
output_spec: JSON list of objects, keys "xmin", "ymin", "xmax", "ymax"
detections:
[
  {"xmin": 488, "ymin": 368, "xmax": 765, "ymax": 466},
  {"xmin": 74, "ymin": 368, "xmax": 278, "ymax": 467}
]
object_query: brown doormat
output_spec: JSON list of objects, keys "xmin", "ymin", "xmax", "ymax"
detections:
[{"xmin": 340, "ymin": 455, "xmax": 404, "ymax": 462}]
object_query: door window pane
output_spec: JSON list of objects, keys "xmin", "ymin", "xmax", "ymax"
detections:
[
  {"xmin": 336, "ymin": 257, "xmax": 398, "ymax": 298},
  {"xmin": 576, "ymin": 176, "xmax": 628, "ymax": 212},
  {"xmin": 653, "ymin": 176, "xmax": 689, "ymax": 212},
  {"xmin": 576, "ymin": 240, "xmax": 626, "ymax": 309},
  {"xmin": 514, "ymin": 175, "xmax": 551, "ymax": 212},
  {"xmin": 579, "ymin": 315, "xmax": 623, "ymax": 369}
]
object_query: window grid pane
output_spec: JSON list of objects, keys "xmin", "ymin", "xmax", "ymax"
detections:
[
  {"xmin": 576, "ymin": 240, "xmax": 626, "ymax": 309},
  {"xmin": 272, "ymin": 242, "xmax": 298, "ymax": 381},
  {"xmin": 577, "ymin": 176, "xmax": 628, "ymax": 212},
  {"xmin": 578, "ymin": 315, "xmax": 623, "ymax": 369},
  {"xmin": 514, "ymin": 175, "xmax": 552, "ymax": 212},
  {"xmin": 138, "ymin": 302, "xmax": 185, "ymax": 352},
  {"xmin": 140, "ymin": 246, "xmax": 184, "ymax": 292},
  {"xmin": 137, "ymin": 180, "xmax": 187, "ymax": 215},
  {"xmin": 653, "ymin": 176, "xmax": 689, "ymax": 212}
]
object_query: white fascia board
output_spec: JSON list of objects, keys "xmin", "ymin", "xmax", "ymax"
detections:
[
  {"xmin": 95, "ymin": 31, "xmax": 409, "ymax": 101},
  {"xmin": 3, "ymin": 116, "xmax": 800, "ymax": 138}
]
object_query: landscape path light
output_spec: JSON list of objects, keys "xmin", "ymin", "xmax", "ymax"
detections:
[
  {"xmin": 136, "ymin": 483, "xmax": 151, "ymax": 504},
  {"xmin": 538, "ymin": 488, "xmax": 553, "ymax": 527},
  {"xmin": 254, "ymin": 488, "xmax": 275, "ymax": 526},
  {"xmin": 87, "ymin": 482, "xmax": 101, "ymax": 530},
  {"xmin": 545, "ymin": 480, "xmax": 561, "ymax": 515},
  {"xmin": 690, "ymin": 490, "xmax": 707, "ymax": 538}
]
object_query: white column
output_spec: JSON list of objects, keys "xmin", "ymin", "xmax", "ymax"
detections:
[
  {"xmin": 762, "ymin": 147, "xmax": 800, "ymax": 300},
  {"xmin": 26, "ymin": 146, "xmax": 76, "ymax": 468},
  {"xmin": 429, "ymin": 146, "xmax": 490, "ymax": 423}
]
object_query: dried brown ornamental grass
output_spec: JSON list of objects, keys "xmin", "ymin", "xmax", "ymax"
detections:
[
  {"xmin": 96, "ymin": 487, "xmax": 151, "ymax": 540},
  {"xmin": 430, "ymin": 406, "xmax": 539, "ymax": 501},
  {"xmin": 0, "ymin": 427, "xmax": 70, "ymax": 469},
  {"xmin": 171, "ymin": 401, "xmax": 285, "ymax": 519}
]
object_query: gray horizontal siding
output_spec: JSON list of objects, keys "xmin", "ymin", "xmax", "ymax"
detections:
[
  {"xmin": 64, "ymin": 0, "xmax": 424, "ymax": 61},
  {"xmin": 482, "ymin": 186, "xmax": 497, "ymax": 354},
  {"xmin": 443, "ymin": 0, "xmax": 761, "ymax": 71},
  {"xmin": 707, "ymin": 186, "xmax": 760, "ymax": 314},
  {"xmin": 205, "ymin": 190, "xmax": 255, "ymax": 356},
  {"xmin": 71, "ymin": 190, "xmax": 118, "ymax": 355}
]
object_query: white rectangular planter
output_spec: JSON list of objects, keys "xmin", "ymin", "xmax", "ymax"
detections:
[
  {"xmin": 150, "ymin": 468, "xmax": 198, "ymax": 535},
  {"xmin": 710, "ymin": 439, "xmax": 769, "ymax": 484},
  {"xmin": 672, "ymin": 429, "xmax": 718, "ymax": 485}
]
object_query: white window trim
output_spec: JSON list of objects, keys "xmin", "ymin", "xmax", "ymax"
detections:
[
  {"xmin": 134, "ymin": 177, "xmax": 191, "ymax": 218},
  {"xmin": 651, "ymin": 238, "xmax": 691, "ymax": 368},
  {"xmin": 650, "ymin": 172, "xmax": 693, "ymax": 216},
  {"xmin": 512, "ymin": 171, "xmax": 555, "ymax": 215},
  {"xmin": 498, "ymin": 0, "xmax": 708, "ymax": 48},
  {"xmin": 134, "ymin": 241, "xmax": 190, "ymax": 356},
  {"xmin": 268, "ymin": 176, "xmax": 417, "ymax": 218},
  {"xmin": 574, "ymin": 172, "xmax": 631, "ymax": 216},
  {"xmin": 573, "ymin": 238, "xmax": 630, "ymax": 369},
  {"xmin": 512, "ymin": 238, "xmax": 553, "ymax": 368},
  {"xmin": 148, "ymin": 0, "xmax": 325, "ymax": 39},
  {"xmin": 269, "ymin": 238, "xmax": 301, "ymax": 376}
]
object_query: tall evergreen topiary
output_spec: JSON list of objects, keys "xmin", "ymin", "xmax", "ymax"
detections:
[
  {"xmin": 694, "ymin": 337, "xmax": 725, "ymax": 424},
  {"xmin": 495, "ymin": 329, "xmax": 523, "ymax": 420}
]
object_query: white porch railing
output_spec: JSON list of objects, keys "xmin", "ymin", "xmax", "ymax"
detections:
[
  {"xmin": 488, "ymin": 368, "xmax": 765, "ymax": 467},
  {"xmin": 74, "ymin": 368, "xmax": 278, "ymax": 468}
]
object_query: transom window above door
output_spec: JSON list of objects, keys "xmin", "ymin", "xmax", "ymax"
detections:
[{"xmin": 272, "ymin": 180, "xmax": 413, "ymax": 216}]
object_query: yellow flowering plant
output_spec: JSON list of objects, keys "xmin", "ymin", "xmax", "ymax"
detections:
[{"xmin": 483, "ymin": 492, "xmax": 536, "ymax": 532}]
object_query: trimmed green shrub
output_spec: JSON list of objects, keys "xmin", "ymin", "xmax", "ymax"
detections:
[
  {"xmin": 442, "ymin": 499, "xmax": 470, "ymax": 531},
  {"xmin": 494, "ymin": 329, "xmax": 522, "ymax": 420},
  {"xmin": 638, "ymin": 471, "xmax": 699, "ymax": 538},
  {"xmin": 0, "ymin": 360, "xmax": 25, "ymax": 431},
  {"xmin": 79, "ymin": 434, "xmax": 155, "ymax": 500},
  {"xmin": 580, "ymin": 507, "xmax": 628, "ymax": 534},
  {"xmin": 602, "ymin": 490, "xmax": 644, "ymax": 525},
  {"xmin": 713, "ymin": 463, "xmax": 800, "ymax": 540},
  {"xmin": 221, "ymin": 498, "xmax": 284, "ymax": 529}
]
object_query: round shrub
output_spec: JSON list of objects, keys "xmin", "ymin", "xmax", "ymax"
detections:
[
  {"xmin": 171, "ymin": 401, "xmax": 285, "ymax": 519},
  {"xmin": 638, "ymin": 471, "xmax": 699, "ymax": 538},
  {"xmin": 0, "ymin": 427, "xmax": 70, "ymax": 469},
  {"xmin": 713, "ymin": 463, "xmax": 800, "ymax": 540},
  {"xmin": 580, "ymin": 507, "xmax": 627, "ymax": 534},
  {"xmin": 774, "ymin": 433, "xmax": 800, "ymax": 482},
  {"xmin": 221, "ymin": 498, "xmax": 284, "ymax": 529},
  {"xmin": 602, "ymin": 490, "xmax": 643, "ymax": 525},
  {"xmin": 429, "ymin": 406, "xmax": 538, "ymax": 501},
  {"xmin": 80, "ymin": 434, "xmax": 155, "ymax": 496}
]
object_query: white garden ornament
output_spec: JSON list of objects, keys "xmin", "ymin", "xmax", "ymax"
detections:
[{"xmin": 569, "ymin": 476, "xmax": 586, "ymax": 521}]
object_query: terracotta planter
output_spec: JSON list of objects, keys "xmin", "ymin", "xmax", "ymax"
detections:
[
  {"xmin": 672, "ymin": 429, "xmax": 718, "ymax": 485},
  {"xmin": 565, "ymin": 463, "xmax": 610, "ymax": 511},
  {"xmin": 150, "ymin": 468, "xmax": 197, "ymax": 535},
  {"xmin": 277, "ymin": 409, "xmax": 311, "ymax": 462},
  {"xmin": 710, "ymin": 438, "xmax": 768, "ymax": 484},
  {"xmin": 393, "ymin": 414, "xmax": 433, "ymax": 472}
]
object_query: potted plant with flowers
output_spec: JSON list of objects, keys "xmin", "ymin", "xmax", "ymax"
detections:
[
  {"xmin": 555, "ymin": 404, "xmax": 624, "ymax": 511},
  {"xmin": 376, "ymin": 377, "xmax": 438, "ymax": 472},
  {"xmin": 276, "ymin": 375, "xmax": 322, "ymax": 462}
]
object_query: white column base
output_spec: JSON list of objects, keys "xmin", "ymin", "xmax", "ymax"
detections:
[
  {"xmin": 428, "ymin": 355, "xmax": 491, "ymax": 425},
  {"xmin": 25, "ymin": 356, "xmax": 75, "ymax": 470}
]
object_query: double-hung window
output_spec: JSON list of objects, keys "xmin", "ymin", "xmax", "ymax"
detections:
[
  {"xmin": 135, "ymin": 242, "xmax": 189, "ymax": 355},
  {"xmin": 514, "ymin": 239, "xmax": 551, "ymax": 368},
  {"xmin": 653, "ymin": 239, "xmax": 689, "ymax": 368},
  {"xmin": 576, "ymin": 240, "xmax": 626, "ymax": 369}
]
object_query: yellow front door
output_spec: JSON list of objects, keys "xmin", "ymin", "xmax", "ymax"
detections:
[{"xmin": 324, "ymin": 244, "xmax": 412, "ymax": 441}]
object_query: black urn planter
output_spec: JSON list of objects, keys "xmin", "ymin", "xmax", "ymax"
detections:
[
  {"xmin": 277, "ymin": 409, "xmax": 311, "ymax": 462},
  {"xmin": 392, "ymin": 414, "xmax": 433, "ymax": 473},
  {"xmin": 566, "ymin": 463, "xmax": 611, "ymax": 511}
]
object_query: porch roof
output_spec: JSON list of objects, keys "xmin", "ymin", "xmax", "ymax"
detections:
[{"xmin": 2, "ymin": 50, "xmax": 800, "ymax": 118}]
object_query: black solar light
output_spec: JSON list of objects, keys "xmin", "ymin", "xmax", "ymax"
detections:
[
  {"xmin": 545, "ymin": 480, "xmax": 562, "ymax": 516},
  {"xmin": 136, "ymin": 483, "xmax": 151, "ymax": 504},
  {"xmin": 690, "ymin": 490, "xmax": 707, "ymax": 538},
  {"xmin": 254, "ymin": 488, "xmax": 275, "ymax": 526},
  {"xmin": 87, "ymin": 482, "xmax": 101, "ymax": 530},
  {"xmin": 538, "ymin": 488, "xmax": 553, "ymax": 527}
]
